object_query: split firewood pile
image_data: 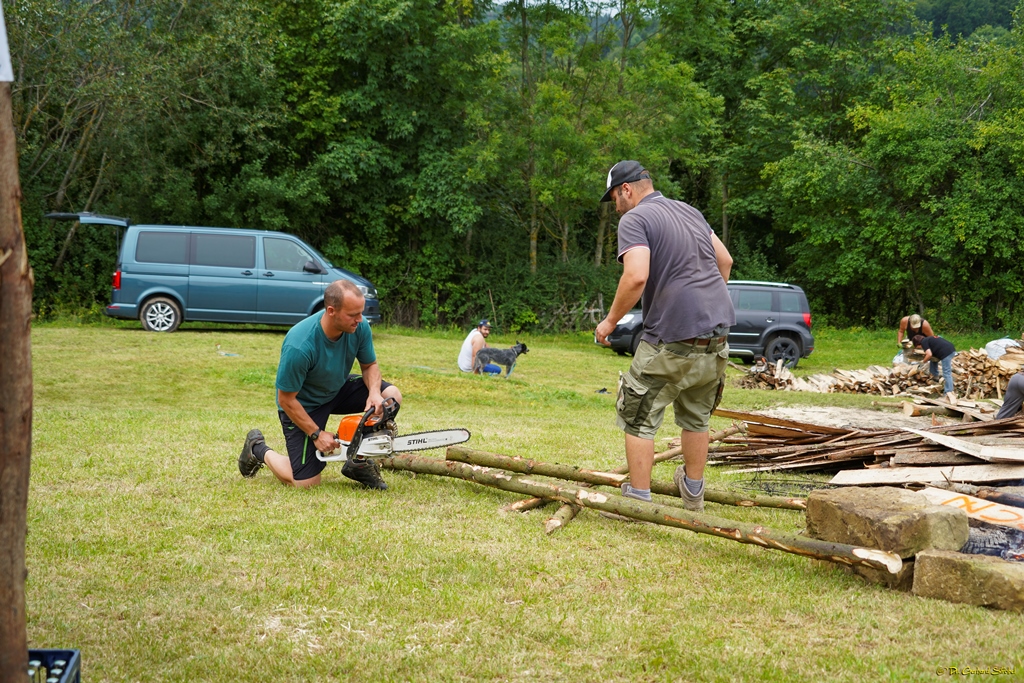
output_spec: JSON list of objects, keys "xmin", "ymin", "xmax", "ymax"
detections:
[
  {"xmin": 708, "ymin": 409, "xmax": 1024, "ymax": 481},
  {"xmin": 952, "ymin": 347, "xmax": 1024, "ymax": 399},
  {"xmin": 739, "ymin": 345, "xmax": 1024, "ymax": 399},
  {"xmin": 738, "ymin": 359, "xmax": 937, "ymax": 395}
]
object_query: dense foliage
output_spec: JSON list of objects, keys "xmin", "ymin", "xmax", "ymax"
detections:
[{"xmin": 7, "ymin": 0, "xmax": 1024, "ymax": 330}]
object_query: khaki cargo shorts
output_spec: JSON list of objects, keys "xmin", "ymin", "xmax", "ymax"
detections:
[{"xmin": 616, "ymin": 338, "xmax": 728, "ymax": 439}]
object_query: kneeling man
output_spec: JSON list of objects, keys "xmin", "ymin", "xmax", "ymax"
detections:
[{"xmin": 238, "ymin": 279, "xmax": 402, "ymax": 489}]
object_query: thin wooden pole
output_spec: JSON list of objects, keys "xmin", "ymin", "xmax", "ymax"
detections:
[
  {"xmin": 0, "ymin": 79, "xmax": 33, "ymax": 683},
  {"xmin": 447, "ymin": 445, "xmax": 805, "ymax": 510},
  {"xmin": 382, "ymin": 454, "xmax": 902, "ymax": 574},
  {"xmin": 501, "ymin": 423, "xmax": 752, "ymax": 513}
]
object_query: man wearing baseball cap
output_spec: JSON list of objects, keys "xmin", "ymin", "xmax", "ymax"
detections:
[
  {"xmin": 595, "ymin": 161, "xmax": 735, "ymax": 512},
  {"xmin": 896, "ymin": 313, "xmax": 934, "ymax": 348}
]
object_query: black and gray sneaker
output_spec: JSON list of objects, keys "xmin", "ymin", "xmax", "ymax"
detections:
[
  {"xmin": 238, "ymin": 429, "xmax": 265, "ymax": 478},
  {"xmin": 342, "ymin": 458, "xmax": 388, "ymax": 490}
]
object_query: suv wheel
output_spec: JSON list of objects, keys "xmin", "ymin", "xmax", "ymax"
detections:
[
  {"xmin": 765, "ymin": 336, "xmax": 801, "ymax": 369},
  {"xmin": 629, "ymin": 330, "xmax": 642, "ymax": 356},
  {"xmin": 140, "ymin": 297, "xmax": 182, "ymax": 332}
]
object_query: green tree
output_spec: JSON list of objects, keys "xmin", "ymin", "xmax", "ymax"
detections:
[
  {"xmin": 765, "ymin": 28, "xmax": 1024, "ymax": 328},
  {"xmin": 9, "ymin": 0, "xmax": 278, "ymax": 312}
]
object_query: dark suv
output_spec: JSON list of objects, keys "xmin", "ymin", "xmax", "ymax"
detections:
[{"xmin": 600, "ymin": 280, "xmax": 815, "ymax": 367}]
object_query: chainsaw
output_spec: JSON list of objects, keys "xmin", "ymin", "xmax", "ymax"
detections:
[{"xmin": 315, "ymin": 397, "xmax": 470, "ymax": 462}]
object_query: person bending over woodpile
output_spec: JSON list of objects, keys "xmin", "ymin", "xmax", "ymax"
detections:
[
  {"xmin": 996, "ymin": 373, "xmax": 1024, "ymax": 419},
  {"xmin": 913, "ymin": 334, "xmax": 956, "ymax": 402}
]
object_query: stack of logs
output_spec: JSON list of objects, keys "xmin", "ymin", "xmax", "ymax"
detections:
[{"xmin": 740, "ymin": 345, "xmax": 1024, "ymax": 399}]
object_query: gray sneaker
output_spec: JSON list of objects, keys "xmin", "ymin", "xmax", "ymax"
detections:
[
  {"xmin": 674, "ymin": 465, "xmax": 704, "ymax": 512},
  {"xmin": 238, "ymin": 429, "xmax": 265, "ymax": 478}
]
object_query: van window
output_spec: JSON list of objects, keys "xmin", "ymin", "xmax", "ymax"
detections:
[
  {"xmin": 779, "ymin": 292, "xmax": 802, "ymax": 313},
  {"xmin": 736, "ymin": 290, "xmax": 772, "ymax": 311},
  {"xmin": 265, "ymin": 238, "xmax": 314, "ymax": 272},
  {"xmin": 136, "ymin": 231, "xmax": 188, "ymax": 264},
  {"xmin": 193, "ymin": 234, "xmax": 255, "ymax": 269}
]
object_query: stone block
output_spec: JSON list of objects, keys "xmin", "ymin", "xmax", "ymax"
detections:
[
  {"xmin": 806, "ymin": 486, "xmax": 968, "ymax": 558},
  {"xmin": 913, "ymin": 550, "xmax": 1024, "ymax": 611}
]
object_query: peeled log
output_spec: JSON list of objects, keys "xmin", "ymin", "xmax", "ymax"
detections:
[
  {"xmin": 544, "ymin": 503, "xmax": 579, "ymax": 535},
  {"xmin": 383, "ymin": 453, "xmax": 902, "ymax": 574},
  {"xmin": 902, "ymin": 402, "xmax": 956, "ymax": 417},
  {"xmin": 446, "ymin": 446, "xmax": 805, "ymax": 510},
  {"xmin": 498, "ymin": 423, "xmax": 746, "ymax": 513},
  {"xmin": 502, "ymin": 497, "xmax": 550, "ymax": 513}
]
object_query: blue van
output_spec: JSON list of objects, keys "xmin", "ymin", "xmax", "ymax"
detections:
[{"xmin": 46, "ymin": 213, "xmax": 381, "ymax": 332}]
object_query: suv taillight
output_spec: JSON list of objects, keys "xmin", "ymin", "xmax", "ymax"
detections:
[
  {"xmin": 112, "ymin": 270, "xmax": 121, "ymax": 290},
  {"xmin": 803, "ymin": 312, "xmax": 812, "ymax": 328}
]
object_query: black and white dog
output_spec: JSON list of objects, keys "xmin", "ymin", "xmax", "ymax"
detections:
[{"xmin": 474, "ymin": 342, "xmax": 529, "ymax": 377}]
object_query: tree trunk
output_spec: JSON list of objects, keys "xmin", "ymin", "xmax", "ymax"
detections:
[
  {"xmin": 382, "ymin": 454, "xmax": 902, "ymax": 574},
  {"xmin": 447, "ymin": 446, "xmax": 805, "ymax": 510},
  {"xmin": 54, "ymin": 151, "xmax": 107, "ymax": 271},
  {"xmin": 594, "ymin": 202, "xmax": 609, "ymax": 267},
  {"xmin": 0, "ymin": 80, "xmax": 33, "ymax": 683},
  {"xmin": 529, "ymin": 181, "xmax": 538, "ymax": 274},
  {"xmin": 721, "ymin": 174, "xmax": 729, "ymax": 247}
]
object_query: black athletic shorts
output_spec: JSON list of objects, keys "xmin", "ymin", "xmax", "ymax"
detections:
[{"xmin": 279, "ymin": 376, "xmax": 395, "ymax": 481}]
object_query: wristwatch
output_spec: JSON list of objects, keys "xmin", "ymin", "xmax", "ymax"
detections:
[{"xmin": 310, "ymin": 429, "xmax": 322, "ymax": 441}]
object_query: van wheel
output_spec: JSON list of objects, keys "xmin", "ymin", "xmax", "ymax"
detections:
[
  {"xmin": 765, "ymin": 336, "xmax": 801, "ymax": 369},
  {"xmin": 140, "ymin": 297, "xmax": 182, "ymax": 332}
]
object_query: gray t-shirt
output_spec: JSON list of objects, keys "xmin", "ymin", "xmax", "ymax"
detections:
[{"xmin": 617, "ymin": 192, "xmax": 735, "ymax": 345}]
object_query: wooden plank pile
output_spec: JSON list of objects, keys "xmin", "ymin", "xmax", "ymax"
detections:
[{"xmin": 708, "ymin": 409, "xmax": 1024, "ymax": 482}]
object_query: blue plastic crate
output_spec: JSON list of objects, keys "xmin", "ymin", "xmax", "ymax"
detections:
[{"xmin": 27, "ymin": 649, "xmax": 80, "ymax": 683}]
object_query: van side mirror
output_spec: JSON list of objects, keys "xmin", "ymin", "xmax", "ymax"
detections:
[{"xmin": 303, "ymin": 260, "xmax": 324, "ymax": 274}]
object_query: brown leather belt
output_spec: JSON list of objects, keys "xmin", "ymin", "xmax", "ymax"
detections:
[{"xmin": 678, "ymin": 335, "xmax": 727, "ymax": 346}]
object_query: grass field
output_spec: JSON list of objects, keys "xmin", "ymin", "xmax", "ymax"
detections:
[{"xmin": 27, "ymin": 322, "xmax": 1024, "ymax": 682}]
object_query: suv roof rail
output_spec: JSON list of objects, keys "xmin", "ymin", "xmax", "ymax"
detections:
[{"xmin": 728, "ymin": 280, "xmax": 798, "ymax": 289}]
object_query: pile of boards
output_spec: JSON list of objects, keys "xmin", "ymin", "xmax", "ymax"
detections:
[
  {"xmin": 709, "ymin": 408, "xmax": 1024, "ymax": 487},
  {"xmin": 740, "ymin": 344, "xmax": 1024, "ymax": 399}
]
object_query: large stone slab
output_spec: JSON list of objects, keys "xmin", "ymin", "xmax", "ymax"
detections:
[
  {"xmin": 806, "ymin": 486, "xmax": 968, "ymax": 558},
  {"xmin": 913, "ymin": 550, "xmax": 1024, "ymax": 611}
]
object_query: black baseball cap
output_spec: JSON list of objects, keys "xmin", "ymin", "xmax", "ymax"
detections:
[
  {"xmin": 478, "ymin": 319, "xmax": 491, "ymax": 328},
  {"xmin": 600, "ymin": 160, "xmax": 651, "ymax": 202}
]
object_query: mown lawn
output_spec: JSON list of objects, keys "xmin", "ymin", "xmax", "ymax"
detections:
[{"xmin": 27, "ymin": 322, "xmax": 1023, "ymax": 682}]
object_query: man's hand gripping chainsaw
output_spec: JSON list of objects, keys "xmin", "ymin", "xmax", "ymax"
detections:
[{"xmin": 315, "ymin": 397, "xmax": 470, "ymax": 462}]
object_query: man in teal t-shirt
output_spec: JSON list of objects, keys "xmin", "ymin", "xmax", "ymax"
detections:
[{"xmin": 237, "ymin": 279, "xmax": 402, "ymax": 489}]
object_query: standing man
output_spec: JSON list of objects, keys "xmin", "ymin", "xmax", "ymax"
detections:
[
  {"xmin": 238, "ymin": 279, "xmax": 403, "ymax": 490},
  {"xmin": 897, "ymin": 313, "xmax": 934, "ymax": 346},
  {"xmin": 913, "ymin": 334, "xmax": 957, "ymax": 402},
  {"xmin": 595, "ymin": 161, "xmax": 735, "ymax": 512},
  {"xmin": 458, "ymin": 319, "xmax": 500, "ymax": 375}
]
